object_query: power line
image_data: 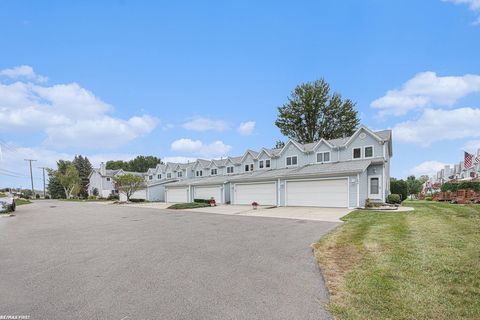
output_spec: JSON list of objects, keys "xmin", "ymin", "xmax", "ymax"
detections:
[
  {"xmin": 24, "ymin": 159, "xmax": 37, "ymax": 198},
  {"xmin": 38, "ymin": 167, "xmax": 49, "ymax": 198}
]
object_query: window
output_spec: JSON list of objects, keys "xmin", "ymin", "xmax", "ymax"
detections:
[
  {"xmin": 364, "ymin": 146, "xmax": 373, "ymax": 158},
  {"xmin": 244, "ymin": 164, "xmax": 254, "ymax": 172},
  {"xmin": 265, "ymin": 159, "xmax": 271, "ymax": 168},
  {"xmin": 370, "ymin": 177, "xmax": 379, "ymax": 194},
  {"xmin": 177, "ymin": 171, "xmax": 183, "ymax": 178},
  {"xmin": 167, "ymin": 173, "xmax": 172, "ymax": 179},
  {"xmin": 227, "ymin": 166, "xmax": 234, "ymax": 174},
  {"xmin": 286, "ymin": 156, "xmax": 298, "ymax": 166},
  {"xmin": 106, "ymin": 177, "xmax": 111, "ymax": 182},
  {"xmin": 353, "ymin": 148, "xmax": 362, "ymax": 159},
  {"xmin": 211, "ymin": 168, "xmax": 217, "ymax": 175},
  {"xmin": 316, "ymin": 152, "xmax": 331, "ymax": 163},
  {"xmin": 259, "ymin": 160, "xmax": 264, "ymax": 169},
  {"xmin": 196, "ymin": 170, "xmax": 203, "ymax": 177},
  {"xmin": 149, "ymin": 175, "xmax": 153, "ymax": 180},
  {"xmin": 157, "ymin": 174, "xmax": 161, "ymax": 179}
]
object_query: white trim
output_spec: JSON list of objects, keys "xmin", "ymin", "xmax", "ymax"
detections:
[
  {"xmin": 277, "ymin": 178, "xmax": 281, "ymax": 207},
  {"xmin": 352, "ymin": 147, "xmax": 362, "ymax": 160},
  {"xmin": 226, "ymin": 166, "xmax": 234, "ymax": 174},
  {"xmin": 344, "ymin": 126, "xmax": 384, "ymax": 147},
  {"xmin": 284, "ymin": 177, "xmax": 349, "ymax": 208},
  {"xmin": 382, "ymin": 165, "xmax": 386, "ymax": 202},
  {"xmin": 311, "ymin": 138, "xmax": 335, "ymax": 150},
  {"xmin": 277, "ymin": 139, "xmax": 304, "ymax": 156},
  {"xmin": 240, "ymin": 150, "xmax": 258, "ymax": 163},
  {"xmin": 233, "ymin": 181, "xmax": 277, "ymax": 205},
  {"xmin": 286, "ymin": 155, "xmax": 299, "ymax": 167},
  {"xmin": 368, "ymin": 175, "xmax": 382, "ymax": 199},
  {"xmin": 356, "ymin": 173, "xmax": 360, "ymax": 207},
  {"xmin": 244, "ymin": 163, "xmax": 254, "ymax": 172},
  {"xmin": 364, "ymin": 145, "xmax": 374, "ymax": 159},
  {"xmin": 316, "ymin": 151, "xmax": 332, "ymax": 163}
]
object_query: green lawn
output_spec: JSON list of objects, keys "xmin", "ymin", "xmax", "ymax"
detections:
[
  {"xmin": 313, "ymin": 201, "xmax": 480, "ymax": 320},
  {"xmin": 15, "ymin": 198, "xmax": 32, "ymax": 206},
  {"xmin": 167, "ymin": 202, "xmax": 211, "ymax": 209}
]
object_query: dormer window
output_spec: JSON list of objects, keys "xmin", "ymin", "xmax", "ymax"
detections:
[
  {"xmin": 149, "ymin": 175, "xmax": 153, "ymax": 180},
  {"xmin": 167, "ymin": 173, "xmax": 172, "ymax": 179},
  {"xmin": 364, "ymin": 146, "xmax": 373, "ymax": 158},
  {"xmin": 286, "ymin": 156, "xmax": 298, "ymax": 166},
  {"xmin": 196, "ymin": 170, "xmax": 203, "ymax": 177},
  {"xmin": 259, "ymin": 159, "xmax": 271, "ymax": 169},
  {"xmin": 106, "ymin": 177, "xmax": 111, "ymax": 182},
  {"xmin": 157, "ymin": 174, "xmax": 162, "ymax": 179},
  {"xmin": 227, "ymin": 166, "xmax": 234, "ymax": 174},
  {"xmin": 316, "ymin": 152, "xmax": 331, "ymax": 163},
  {"xmin": 177, "ymin": 171, "xmax": 183, "ymax": 178},
  {"xmin": 353, "ymin": 148, "xmax": 362, "ymax": 159},
  {"xmin": 245, "ymin": 164, "xmax": 254, "ymax": 172},
  {"xmin": 211, "ymin": 168, "xmax": 217, "ymax": 175}
]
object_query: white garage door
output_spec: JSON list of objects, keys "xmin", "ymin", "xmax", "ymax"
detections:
[
  {"xmin": 194, "ymin": 186, "xmax": 222, "ymax": 203},
  {"xmin": 234, "ymin": 182, "xmax": 276, "ymax": 206},
  {"xmin": 166, "ymin": 187, "xmax": 188, "ymax": 203},
  {"xmin": 286, "ymin": 179, "xmax": 348, "ymax": 207}
]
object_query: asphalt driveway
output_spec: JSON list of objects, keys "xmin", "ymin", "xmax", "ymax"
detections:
[{"xmin": 0, "ymin": 200, "xmax": 339, "ymax": 320}]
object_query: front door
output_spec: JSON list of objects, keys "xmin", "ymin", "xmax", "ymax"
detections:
[{"xmin": 368, "ymin": 176, "xmax": 382, "ymax": 199}]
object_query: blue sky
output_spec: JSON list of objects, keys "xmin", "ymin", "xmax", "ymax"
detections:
[{"xmin": 1, "ymin": 0, "xmax": 480, "ymax": 189}]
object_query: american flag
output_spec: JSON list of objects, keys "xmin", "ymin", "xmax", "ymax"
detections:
[
  {"xmin": 464, "ymin": 151, "xmax": 474, "ymax": 168},
  {"xmin": 475, "ymin": 154, "xmax": 480, "ymax": 166}
]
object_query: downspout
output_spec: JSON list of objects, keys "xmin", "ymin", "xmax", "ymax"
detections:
[{"xmin": 356, "ymin": 173, "xmax": 360, "ymax": 208}]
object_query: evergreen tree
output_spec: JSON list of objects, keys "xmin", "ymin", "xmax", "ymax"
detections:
[{"xmin": 73, "ymin": 155, "xmax": 93, "ymax": 198}]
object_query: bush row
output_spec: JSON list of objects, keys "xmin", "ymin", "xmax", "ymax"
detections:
[{"xmin": 441, "ymin": 181, "xmax": 480, "ymax": 192}]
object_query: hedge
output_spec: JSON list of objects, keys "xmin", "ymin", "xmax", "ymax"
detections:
[{"xmin": 441, "ymin": 181, "xmax": 480, "ymax": 192}]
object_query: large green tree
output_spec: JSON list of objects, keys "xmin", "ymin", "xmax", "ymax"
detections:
[
  {"xmin": 106, "ymin": 156, "xmax": 162, "ymax": 172},
  {"xmin": 72, "ymin": 155, "xmax": 92, "ymax": 198},
  {"xmin": 113, "ymin": 174, "xmax": 145, "ymax": 202},
  {"xmin": 55, "ymin": 164, "xmax": 81, "ymax": 199},
  {"xmin": 406, "ymin": 175, "xmax": 423, "ymax": 199},
  {"xmin": 275, "ymin": 79, "xmax": 360, "ymax": 143},
  {"xmin": 390, "ymin": 178, "xmax": 408, "ymax": 201},
  {"xmin": 47, "ymin": 160, "xmax": 72, "ymax": 199}
]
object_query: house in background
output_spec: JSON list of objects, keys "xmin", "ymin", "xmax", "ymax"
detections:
[
  {"xmin": 161, "ymin": 126, "xmax": 392, "ymax": 208},
  {"xmin": 87, "ymin": 163, "xmax": 147, "ymax": 199},
  {"xmin": 429, "ymin": 149, "xmax": 480, "ymax": 185},
  {"xmin": 87, "ymin": 163, "xmax": 120, "ymax": 198}
]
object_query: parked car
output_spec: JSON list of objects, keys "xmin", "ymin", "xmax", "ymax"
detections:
[{"xmin": 0, "ymin": 193, "xmax": 16, "ymax": 213}]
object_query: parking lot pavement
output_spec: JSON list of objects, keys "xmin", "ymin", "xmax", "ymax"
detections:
[{"xmin": 0, "ymin": 200, "xmax": 338, "ymax": 320}]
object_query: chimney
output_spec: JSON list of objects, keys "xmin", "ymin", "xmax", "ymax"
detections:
[{"xmin": 100, "ymin": 162, "xmax": 106, "ymax": 176}]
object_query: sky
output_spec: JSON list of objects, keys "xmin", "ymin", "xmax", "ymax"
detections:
[{"xmin": 1, "ymin": 0, "xmax": 480, "ymax": 189}]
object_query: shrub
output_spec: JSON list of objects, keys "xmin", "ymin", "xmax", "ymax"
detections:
[
  {"xmin": 458, "ymin": 181, "xmax": 480, "ymax": 191},
  {"xmin": 88, "ymin": 195, "xmax": 97, "ymax": 200},
  {"xmin": 365, "ymin": 198, "xmax": 382, "ymax": 208},
  {"xmin": 45, "ymin": 195, "xmax": 50, "ymax": 199},
  {"xmin": 386, "ymin": 194, "xmax": 401, "ymax": 204},
  {"xmin": 35, "ymin": 194, "xmax": 40, "ymax": 199},
  {"xmin": 425, "ymin": 195, "xmax": 433, "ymax": 201},
  {"xmin": 390, "ymin": 178, "xmax": 408, "ymax": 201},
  {"xmin": 129, "ymin": 198, "xmax": 145, "ymax": 203},
  {"xmin": 441, "ymin": 182, "xmax": 459, "ymax": 192},
  {"xmin": 107, "ymin": 194, "xmax": 119, "ymax": 200},
  {"xmin": 194, "ymin": 199, "xmax": 209, "ymax": 204}
]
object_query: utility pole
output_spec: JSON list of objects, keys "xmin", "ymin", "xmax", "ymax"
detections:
[
  {"xmin": 24, "ymin": 159, "xmax": 37, "ymax": 199},
  {"xmin": 39, "ymin": 167, "xmax": 49, "ymax": 199}
]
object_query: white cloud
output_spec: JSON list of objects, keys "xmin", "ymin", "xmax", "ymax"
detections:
[
  {"xmin": 182, "ymin": 117, "xmax": 230, "ymax": 132},
  {"xmin": 237, "ymin": 121, "xmax": 256, "ymax": 135},
  {"xmin": 463, "ymin": 140, "xmax": 480, "ymax": 153},
  {"xmin": 371, "ymin": 72, "xmax": 480, "ymax": 116},
  {"xmin": 444, "ymin": 0, "xmax": 480, "ymax": 24},
  {"xmin": 393, "ymin": 107, "xmax": 480, "ymax": 146},
  {"xmin": 0, "ymin": 65, "xmax": 48, "ymax": 83},
  {"xmin": 170, "ymin": 138, "xmax": 232, "ymax": 157},
  {"xmin": 0, "ymin": 67, "xmax": 157, "ymax": 149},
  {"xmin": 410, "ymin": 160, "xmax": 451, "ymax": 176}
]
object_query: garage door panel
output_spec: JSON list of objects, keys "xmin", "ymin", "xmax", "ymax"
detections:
[
  {"xmin": 235, "ymin": 182, "xmax": 276, "ymax": 206},
  {"xmin": 194, "ymin": 186, "xmax": 222, "ymax": 202},
  {"xmin": 166, "ymin": 188, "xmax": 188, "ymax": 203},
  {"xmin": 286, "ymin": 179, "xmax": 347, "ymax": 207}
]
